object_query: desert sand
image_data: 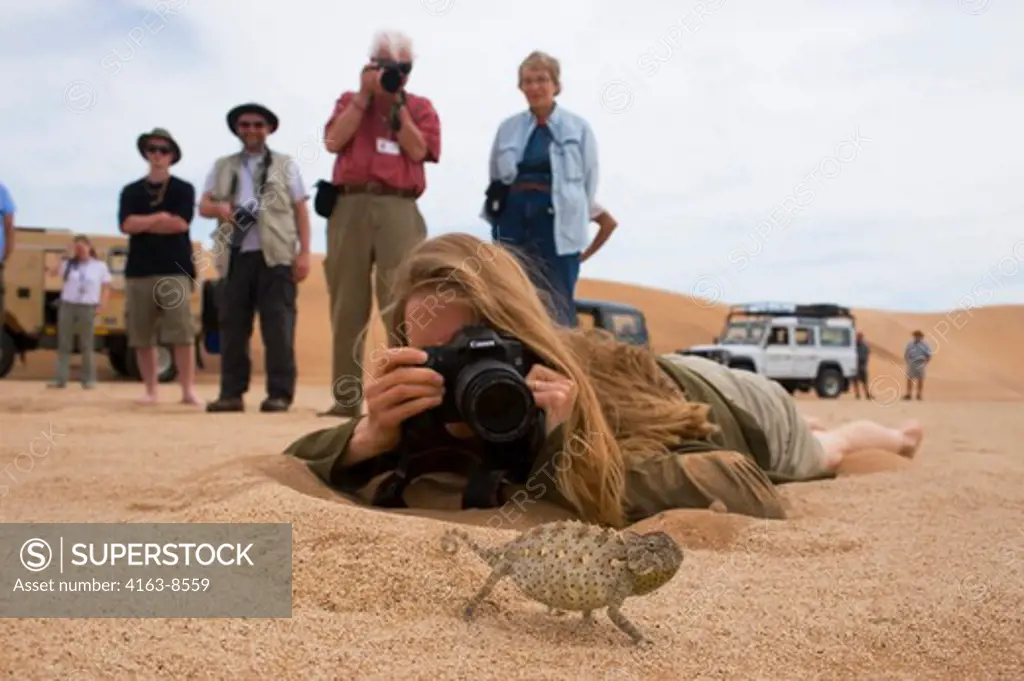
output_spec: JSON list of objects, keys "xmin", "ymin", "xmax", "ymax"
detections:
[{"xmin": 2, "ymin": 257, "xmax": 1023, "ymax": 680}]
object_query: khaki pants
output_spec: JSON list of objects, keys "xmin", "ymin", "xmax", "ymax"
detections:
[
  {"xmin": 54, "ymin": 301, "xmax": 98, "ymax": 385},
  {"xmin": 324, "ymin": 193, "xmax": 426, "ymax": 413}
]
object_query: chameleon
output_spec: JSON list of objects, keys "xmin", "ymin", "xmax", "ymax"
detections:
[{"xmin": 439, "ymin": 519, "xmax": 684, "ymax": 644}]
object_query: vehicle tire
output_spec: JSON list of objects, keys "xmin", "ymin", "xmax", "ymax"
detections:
[
  {"xmin": 155, "ymin": 345, "xmax": 178, "ymax": 383},
  {"xmin": 815, "ymin": 367, "xmax": 844, "ymax": 399},
  {"xmin": 125, "ymin": 344, "xmax": 178, "ymax": 383},
  {"xmin": 108, "ymin": 347, "xmax": 130, "ymax": 377},
  {"xmin": 0, "ymin": 329, "xmax": 16, "ymax": 379}
]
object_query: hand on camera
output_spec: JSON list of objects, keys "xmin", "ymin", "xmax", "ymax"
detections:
[
  {"xmin": 525, "ymin": 365, "xmax": 576, "ymax": 436},
  {"xmin": 362, "ymin": 347, "xmax": 444, "ymax": 452},
  {"xmin": 217, "ymin": 202, "xmax": 235, "ymax": 223},
  {"xmin": 359, "ymin": 65, "xmax": 379, "ymax": 97}
]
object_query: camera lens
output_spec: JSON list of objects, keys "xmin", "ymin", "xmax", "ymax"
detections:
[
  {"xmin": 381, "ymin": 66, "xmax": 402, "ymax": 94},
  {"xmin": 455, "ymin": 359, "xmax": 535, "ymax": 443}
]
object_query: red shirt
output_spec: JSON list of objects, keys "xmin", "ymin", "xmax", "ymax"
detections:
[{"xmin": 325, "ymin": 91, "xmax": 441, "ymax": 196}]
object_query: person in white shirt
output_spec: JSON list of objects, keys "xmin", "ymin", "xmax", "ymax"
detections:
[{"xmin": 49, "ymin": 235, "xmax": 111, "ymax": 388}]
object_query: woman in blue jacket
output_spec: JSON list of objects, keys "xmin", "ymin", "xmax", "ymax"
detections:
[{"xmin": 483, "ymin": 50, "xmax": 599, "ymax": 327}]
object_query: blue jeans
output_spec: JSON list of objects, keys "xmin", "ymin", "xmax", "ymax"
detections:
[{"xmin": 494, "ymin": 190, "xmax": 580, "ymax": 327}]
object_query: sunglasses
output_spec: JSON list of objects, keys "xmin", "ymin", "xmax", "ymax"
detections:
[
  {"xmin": 373, "ymin": 59, "xmax": 413, "ymax": 75},
  {"xmin": 146, "ymin": 145, "xmax": 172, "ymax": 155}
]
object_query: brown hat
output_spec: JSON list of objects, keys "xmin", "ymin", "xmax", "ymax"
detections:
[
  {"xmin": 136, "ymin": 127, "xmax": 182, "ymax": 165},
  {"xmin": 226, "ymin": 103, "xmax": 279, "ymax": 136}
]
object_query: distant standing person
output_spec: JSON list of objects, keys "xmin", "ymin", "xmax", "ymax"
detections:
[
  {"xmin": 319, "ymin": 29, "xmax": 441, "ymax": 418},
  {"xmin": 117, "ymin": 127, "xmax": 201, "ymax": 406},
  {"xmin": 49, "ymin": 235, "xmax": 111, "ymax": 389},
  {"xmin": 199, "ymin": 103, "xmax": 312, "ymax": 414},
  {"xmin": 0, "ymin": 180, "xmax": 15, "ymax": 338},
  {"xmin": 483, "ymin": 50, "xmax": 599, "ymax": 327},
  {"xmin": 852, "ymin": 331, "xmax": 871, "ymax": 399},
  {"xmin": 903, "ymin": 330, "xmax": 932, "ymax": 400}
]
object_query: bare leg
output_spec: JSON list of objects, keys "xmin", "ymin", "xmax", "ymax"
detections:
[
  {"xmin": 135, "ymin": 347, "xmax": 159, "ymax": 404},
  {"xmin": 174, "ymin": 344, "xmax": 201, "ymax": 405},
  {"xmin": 814, "ymin": 419, "xmax": 924, "ymax": 469},
  {"xmin": 802, "ymin": 415, "xmax": 827, "ymax": 432},
  {"xmin": 916, "ymin": 377, "xmax": 924, "ymax": 400}
]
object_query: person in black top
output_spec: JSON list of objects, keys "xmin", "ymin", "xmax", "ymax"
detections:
[{"xmin": 117, "ymin": 127, "xmax": 202, "ymax": 406}]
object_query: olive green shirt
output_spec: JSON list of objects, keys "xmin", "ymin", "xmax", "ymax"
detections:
[{"xmin": 283, "ymin": 357, "xmax": 792, "ymax": 523}]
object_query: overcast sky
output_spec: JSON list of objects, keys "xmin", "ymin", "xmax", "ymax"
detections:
[{"xmin": 2, "ymin": 0, "xmax": 1022, "ymax": 312}]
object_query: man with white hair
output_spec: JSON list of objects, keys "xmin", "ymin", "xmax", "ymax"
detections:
[{"xmin": 318, "ymin": 29, "xmax": 441, "ymax": 417}]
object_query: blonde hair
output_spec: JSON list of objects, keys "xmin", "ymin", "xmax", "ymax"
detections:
[
  {"xmin": 519, "ymin": 50, "xmax": 561, "ymax": 96},
  {"xmin": 379, "ymin": 233, "xmax": 716, "ymax": 528}
]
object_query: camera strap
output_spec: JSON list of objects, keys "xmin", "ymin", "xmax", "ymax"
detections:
[
  {"xmin": 226, "ymin": 147, "xmax": 274, "ymax": 249},
  {"xmin": 462, "ymin": 469, "xmax": 510, "ymax": 509}
]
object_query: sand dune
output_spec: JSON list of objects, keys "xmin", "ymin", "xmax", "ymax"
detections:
[{"xmin": 2, "ymin": 254, "xmax": 1024, "ymax": 678}]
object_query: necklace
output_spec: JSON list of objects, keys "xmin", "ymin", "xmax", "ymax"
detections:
[{"xmin": 145, "ymin": 176, "xmax": 169, "ymax": 207}]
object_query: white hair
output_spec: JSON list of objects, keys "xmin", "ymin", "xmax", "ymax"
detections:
[{"xmin": 369, "ymin": 30, "xmax": 415, "ymax": 60}]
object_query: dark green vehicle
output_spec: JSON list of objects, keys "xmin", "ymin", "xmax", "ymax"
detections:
[{"xmin": 574, "ymin": 297, "xmax": 651, "ymax": 347}]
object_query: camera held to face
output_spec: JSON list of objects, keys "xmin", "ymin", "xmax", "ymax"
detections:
[
  {"xmin": 374, "ymin": 59, "xmax": 412, "ymax": 94},
  {"xmin": 418, "ymin": 325, "xmax": 540, "ymax": 443}
]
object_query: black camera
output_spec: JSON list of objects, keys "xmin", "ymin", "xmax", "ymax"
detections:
[
  {"xmin": 375, "ymin": 59, "xmax": 412, "ymax": 94},
  {"xmin": 230, "ymin": 205, "xmax": 258, "ymax": 230},
  {"xmin": 418, "ymin": 325, "xmax": 539, "ymax": 443}
]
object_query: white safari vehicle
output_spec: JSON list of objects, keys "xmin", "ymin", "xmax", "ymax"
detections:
[{"xmin": 677, "ymin": 302, "xmax": 859, "ymax": 398}]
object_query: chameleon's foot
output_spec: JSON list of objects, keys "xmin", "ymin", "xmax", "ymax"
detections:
[
  {"xmin": 463, "ymin": 604, "xmax": 477, "ymax": 621},
  {"xmin": 607, "ymin": 603, "xmax": 647, "ymax": 645},
  {"xmin": 634, "ymin": 637, "xmax": 654, "ymax": 648}
]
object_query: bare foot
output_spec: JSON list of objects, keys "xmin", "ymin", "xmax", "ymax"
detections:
[
  {"xmin": 180, "ymin": 392, "xmax": 204, "ymax": 406},
  {"xmin": 898, "ymin": 420, "xmax": 924, "ymax": 458},
  {"xmin": 803, "ymin": 416, "xmax": 827, "ymax": 432},
  {"xmin": 136, "ymin": 393, "xmax": 158, "ymax": 406}
]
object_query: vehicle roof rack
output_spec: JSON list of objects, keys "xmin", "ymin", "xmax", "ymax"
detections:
[{"xmin": 727, "ymin": 301, "xmax": 854, "ymax": 319}]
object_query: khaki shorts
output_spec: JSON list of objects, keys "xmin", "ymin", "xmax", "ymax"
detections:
[
  {"xmin": 125, "ymin": 275, "xmax": 196, "ymax": 348},
  {"xmin": 662, "ymin": 354, "xmax": 829, "ymax": 480}
]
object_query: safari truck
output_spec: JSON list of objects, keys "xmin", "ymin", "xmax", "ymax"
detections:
[
  {"xmin": 0, "ymin": 226, "xmax": 207, "ymax": 383},
  {"xmin": 677, "ymin": 301, "xmax": 858, "ymax": 398}
]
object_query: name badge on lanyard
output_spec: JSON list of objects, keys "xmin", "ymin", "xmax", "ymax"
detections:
[{"xmin": 376, "ymin": 138, "xmax": 401, "ymax": 156}]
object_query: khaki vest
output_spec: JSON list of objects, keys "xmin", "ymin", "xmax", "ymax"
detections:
[{"xmin": 208, "ymin": 149, "xmax": 298, "ymax": 275}]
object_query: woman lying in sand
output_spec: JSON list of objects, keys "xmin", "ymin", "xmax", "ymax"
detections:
[{"xmin": 284, "ymin": 233, "xmax": 923, "ymax": 528}]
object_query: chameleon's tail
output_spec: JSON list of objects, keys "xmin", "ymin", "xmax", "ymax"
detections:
[{"xmin": 440, "ymin": 528, "xmax": 501, "ymax": 567}]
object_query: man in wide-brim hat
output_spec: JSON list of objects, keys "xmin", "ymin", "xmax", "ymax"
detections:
[
  {"xmin": 136, "ymin": 127, "xmax": 182, "ymax": 165},
  {"xmin": 226, "ymin": 102, "xmax": 279, "ymax": 136},
  {"xmin": 198, "ymin": 101, "xmax": 311, "ymax": 414}
]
